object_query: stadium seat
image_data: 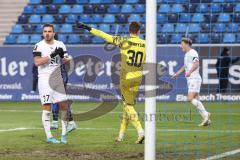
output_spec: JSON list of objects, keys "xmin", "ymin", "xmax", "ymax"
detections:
[
  {"xmin": 91, "ymin": 14, "xmax": 103, "ymax": 23},
  {"xmin": 233, "ymin": 13, "xmax": 240, "ymax": 22},
  {"xmin": 81, "ymin": 35, "xmax": 92, "ymax": 44},
  {"xmin": 23, "ymin": 6, "xmax": 34, "ymax": 14},
  {"xmin": 35, "ymin": 5, "xmax": 47, "ymax": 14},
  {"xmin": 157, "ymin": 34, "xmax": 169, "ymax": 44},
  {"xmin": 108, "ymin": 5, "xmax": 120, "ymax": 13},
  {"xmin": 197, "ymin": 34, "xmax": 209, "ymax": 43},
  {"xmin": 17, "ymin": 34, "xmax": 29, "ymax": 44},
  {"xmin": 55, "ymin": 15, "xmax": 65, "ymax": 24},
  {"xmin": 65, "ymin": 14, "xmax": 77, "ymax": 23},
  {"xmin": 60, "ymin": 24, "xmax": 73, "ymax": 33},
  {"xmin": 126, "ymin": 0, "xmax": 138, "ymax": 3},
  {"xmin": 23, "ymin": 25, "xmax": 35, "ymax": 33},
  {"xmin": 58, "ymin": 34, "xmax": 67, "ymax": 43},
  {"xmin": 72, "ymin": 5, "xmax": 83, "ymax": 13},
  {"xmin": 76, "ymin": 0, "xmax": 89, "ymax": 3},
  {"xmin": 185, "ymin": 4, "xmax": 197, "ymax": 13},
  {"xmin": 53, "ymin": 24, "xmax": 60, "ymax": 32},
  {"xmin": 128, "ymin": 14, "xmax": 141, "ymax": 22},
  {"xmin": 11, "ymin": 24, "xmax": 23, "ymax": 33},
  {"xmin": 42, "ymin": 0, "xmax": 52, "ymax": 4},
  {"xmin": 79, "ymin": 14, "xmax": 90, "ymax": 23},
  {"xmin": 121, "ymin": 5, "xmax": 133, "ymax": 13},
  {"xmin": 18, "ymin": 15, "xmax": 28, "ymax": 24},
  {"xmin": 223, "ymin": 3, "xmax": 234, "ymax": 12},
  {"xmin": 190, "ymin": 0, "xmax": 200, "ymax": 3},
  {"xmin": 157, "ymin": 24, "xmax": 161, "ymax": 32},
  {"xmin": 218, "ymin": 13, "xmax": 231, "ymax": 22},
  {"xmin": 171, "ymin": 34, "xmax": 182, "ymax": 43},
  {"xmin": 205, "ymin": 14, "xmax": 218, "ymax": 23},
  {"xmin": 201, "ymin": 23, "xmax": 211, "ymax": 33},
  {"xmin": 162, "ymin": 24, "xmax": 174, "ymax": 33},
  {"xmin": 84, "ymin": 5, "xmax": 95, "ymax": 14},
  {"xmin": 115, "ymin": 14, "xmax": 127, "ymax": 23},
  {"xmin": 157, "ymin": 14, "xmax": 167, "ymax": 23},
  {"xmin": 96, "ymin": 5, "xmax": 106, "ymax": 14},
  {"xmin": 235, "ymin": 3, "xmax": 240, "ymax": 12},
  {"xmin": 223, "ymin": 33, "xmax": 236, "ymax": 43},
  {"xmin": 68, "ymin": 34, "xmax": 80, "ymax": 44},
  {"xmin": 211, "ymin": 33, "xmax": 221, "ymax": 43},
  {"xmin": 53, "ymin": 0, "xmax": 64, "ymax": 4},
  {"xmin": 42, "ymin": 15, "xmax": 54, "ymax": 23},
  {"xmin": 30, "ymin": 34, "xmax": 42, "ymax": 44},
  {"xmin": 65, "ymin": 0, "xmax": 76, "ymax": 4},
  {"xmin": 90, "ymin": 0, "xmax": 101, "ymax": 3},
  {"xmin": 159, "ymin": 4, "xmax": 171, "ymax": 13},
  {"xmin": 103, "ymin": 14, "xmax": 115, "ymax": 23},
  {"xmin": 47, "ymin": 5, "xmax": 58, "ymax": 14},
  {"xmin": 228, "ymin": 23, "xmax": 239, "ymax": 32},
  {"xmin": 135, "ymin": 4, "xmax": 145, "ymax": 13},
  {"xmin": 192, "ymin": 13, "xmax": 204, "ymax": 23},
  {"xmin": 29, "ymin": 15, "xmax": 41, "ymax": 23},
  {"xmin": 29, "ymin": 0, "xmax": 41, "ymax": 4},
  {"xmin": 168, "ymin": 14, "xmax": 178, "ymax": 23},
  {"xmin": 36, "ymin": 25, "xmax": 44, "ymax": 33},
  {"xmin": 101, "ymin": 0, "xmax": 113, "ymax": 3},
  {"xmin": 213, "ymin": 0, "xmax": 224, "ymax": 2},
  {"xmin": 59, "ymin": 5, "xmax": 71, "ymax": 14},
  {"xmin": 138, "ymin": 0, "xmax": 145, "ymax": 3},
  {"xmin": 99, "ymin": 24, "xmax": 110, "ymax": 32},
  {"xmin": 211, "ymin": 3, "xmax": 221, "ymax": 13},
  {"xmin": 5, "ymin": 35, "xmax": 16, "ymax": 44},
  {"xmin": 188, "ymin": 24, "xmax": 200, "ymax": 32},
  {"xmin": 236, "ymin": 33, "xmax": 240, "ymax": 42},
  {"xmin": 175, "ymin": 23, "xmax": 187, "ymax": 33},
  {"xmin": 92, "ymin": 37, "xmax": 104, "ymax": 44},
  {"xmin": 171, "ymin": 4, "xmax": 184, "ymax": 13},
  {"xmin": 114, "ymin": 0, "xmax": 126, "ymax": 4},
  {"xmin": 196, "ymin": 3, "xmax": 209, "ymax": 13},
  {"xmin": 179, "ymin": 13, "xmax": 191, "ymax": 23}
]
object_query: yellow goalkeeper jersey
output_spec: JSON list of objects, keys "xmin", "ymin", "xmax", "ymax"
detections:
[{"xmin": 90, "ymin": 28, "xmax": 146, "ymax": 81}]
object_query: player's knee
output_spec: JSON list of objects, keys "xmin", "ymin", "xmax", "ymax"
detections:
[
  {"xmin": 58, "ymin": 101, "xmax": 69, "ymax": 110},
  {"xmin": 42, "ymin": 104, "xmax": 51, "ymax": 111}
]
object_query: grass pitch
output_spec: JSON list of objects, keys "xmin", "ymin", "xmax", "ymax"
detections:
[{"xmin": 0, "ymin": 102, "xmax": 239, "ymax": 160}]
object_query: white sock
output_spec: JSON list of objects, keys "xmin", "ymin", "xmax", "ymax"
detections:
[
  {"xmin": 42, "ymin": 110, "xmax": 53, "ymax": 139},
  {"xmin": 138, "ymin": 130, "xmax": 144, "ymax": 136},
  {"xmin": 61, "ymin": 110, "xmax": 68, "ymax": 136},
  {"xmin": 119, "ymin": 132, "xmax": 124, "ymax": 139},
  {"xmin": 191, "ymin": 99, "xmax": 208, "ymax": 118}
]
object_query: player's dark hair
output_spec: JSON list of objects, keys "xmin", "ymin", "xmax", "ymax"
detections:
[
  {"xmin": 181, "ymin": 38, "xmax": 192, "ymax": 46},
  {"xmin": 129, "ymin": 22, "xmax": 141, "ymax": 34},
  {"xmin": 43, "ymin": 24, "xmax": 54, "ymax": 32}
]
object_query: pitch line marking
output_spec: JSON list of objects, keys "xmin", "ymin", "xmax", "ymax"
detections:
[{"xmin": 199, "ymin": 148, "xmax": 240, "ymax": 160}]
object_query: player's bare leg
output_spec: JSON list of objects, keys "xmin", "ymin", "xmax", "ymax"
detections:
[
  {"xmin": 188, "ymin": 93, "xmax": 211, "ymax": 126},
  {"xmin": 42, "ymin": 104, "xmax": 60, "ymax": 143},
  {"xmin": 59, "ymin": 101, "xmax": 69, "ymax": 144}
]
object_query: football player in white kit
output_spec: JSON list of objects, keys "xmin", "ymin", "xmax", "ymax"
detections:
[
  {"xmin": 33, "ymin": 24, "xmax": 71, "ymax": 143},
  {"xmin": 172, "ymin": 38, "xmax": 211, "ymax": 126}
]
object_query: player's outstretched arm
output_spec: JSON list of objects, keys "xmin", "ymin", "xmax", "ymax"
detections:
[
  {"xmin": 76, "ymin": 22, "xmax": 121, "ymax": 46},
  {"xmin": 171, "ymin": 66, "xmax": 185, "ymax": 79}
]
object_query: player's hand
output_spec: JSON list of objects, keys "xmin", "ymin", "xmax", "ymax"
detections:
[
  {"xmin": 50, "ymin": 47, "xmax": 59, "ymax": 58},
  {"xmin": 185, "ymin": 72, "xmax": 191, "ymax": 77},
  {"xmin": 171, "ymin": 73, "xmax": 178, "ymax": 79},
  {"xmin": 76, "ymin": 22, "xmax": 92, "ymax": 31},
  {"xmin": 56, "ymin": 47, "xmax": 64, "ymax": 58}
]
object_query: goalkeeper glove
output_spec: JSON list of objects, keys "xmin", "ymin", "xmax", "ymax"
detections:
[
  {"xmin": 50, "ymin": 47, "xmax": 64, "ymax": 58},
  {"xmin": 76, "ymin": 22, "xmax": 92, "ymax": 31}
]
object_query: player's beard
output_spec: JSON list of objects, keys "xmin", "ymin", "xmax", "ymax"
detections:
[{"xmin": 45, "ymin": 35, "xmax": 54, "ymax": 43}]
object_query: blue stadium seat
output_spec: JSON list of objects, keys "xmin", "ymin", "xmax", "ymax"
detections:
[
  {"xmin": 157, "ymin": 34, "xmax": 169, "ymax": 44},
  {"xmin": 205, "ymin": 14, "xmax": 218, "ymax": 23},
  {"xmin": 192, "ymin": 13, "xmax": 204, "ymax": 22},
  {"xmin": 101, "ymin": 0, "xmax": 113, "ymax": 3},
  {"xmin": 223, "ymin": 3, "xmax": 234, "ymax": 12},
  {"xmin": 76, "ymin": 0, "xmax": 88, "ymax": 3},
  {"xmin": 53, "ymin": 0, "xmax": 64, "ymax": 4},
  {"xmin": 81, "ymin": 35, "xmax": 92, "ymax": 44},
  {"xmin": 121, "ymin": 4, "xmax": 133, "ymax": 13},
  {"xmin": 171, "ymin": 4, "xmax": 184, "ymax": 13},
  {"xmin": 36, "ymin": 25, "xmax": 44, "ymax": 33},
  {"xmin": 108, "ymin": 5, "xmax": 120, "ymax": 13},
  {"xmin": 126, "ymin": 0, "xmax": 138, "ymax": 3},
  {"xmin": 79, "ymin": 14, "xmax": 90, "ymax": 23},
  {"xmin": 197, "ymin": 34, "xmax": 209, "ymax": 43},
  {"xmin": 175, "ymin": 23, "xmax": 187, "ymax": 33},
  {"xmin": 168, "ymin": 14, "xmax": 178, "ymax": 23},
  {"xmin": 59, "ymin": 5, "xmax": 71, "ymax": 14},
  {"xmin": 42, "ymin": 0, "xmax": 52, "ymax": 4},
  {"xmin": 18, "ymin": 15, "xmax": 28, "ymax": 24},
  {"xmin": 114, "ymin": 0, "xmax": 126, "ymax": 4},
  {"xmin": 65, "ymin": 14, "xmax": 77, "ymax": 23},
  {"xmin": 236, "ymin": 33, "xmax": 240, "ymax": 42},
  {"xmin": 157, "ymin": 24, "xmax": 161, "ymax": 32},
  {"xmin": 211, "ymin": 33, "xmax": 221, "ymax": 43},
  {"xmin": 53, "ymin": 24, "xmax": 60, "ymax": 32},
  {"xmin": 159, "ymin": 4, "xmax": 171, "ymax": 13},
  {"xmin": 116, "ymin": 15, "xmax": 127, "ymax": 23},
  {"xmin": 65, "ymin": 0, "xmax": 76, "ymax": 4},
  {"xmin": 60, "ymin": 24, "xmax": 73, "ymax": 33},
  {"xmin": 218, "ymin": 13, "xmax": 231, "ymax": 22},
  {"xmin": 138, "ymin": 0, "xmax": 145, "ymax": 3},
  {"xmin": 29, "ymin": 15, "xmax": 41, "ymax": 23},
  {"xmin": 99, "ymin": 24, "xmax": 110, "ymax": 32},
  {"xmin": 92, "ymin": 37, "xmax": 104, "ymax": 44},
  {"xmin": 55, "ymin": 15, "xmax": 65, "ymax": 23},
  {"xmin": 96, "ymin": 5, "xmax": 106, "ymax": 14},
  {"xmin": 35, "ymin": 5, "xmax": 47, "ymax": 14},
  {"xmin": 135, "ymin": 4, "xmax": 145, "ymax": 13},
  {"xmin": 228, "ymin": 23, "xmax": 239, "ymax": 32},
  {"xmin": 162, "ymin": 24, "xmax": 174, "ymax": 33},
  {"xmin": 190, "ymin": 0, "xmax": 200, "ymax": 2},
  {"xmin": 58, "ymin": 34, "xmax": 67, "ymax": 43},
  {"xmin": 30, "ymin": 34, "xmax": 42, "ymax": 44},
  {"xmin": 179, "ymin": 13, "xmax": 191, "ymax": 23},
  {"xmin": 171, "ymin": 34, "xmax": 182, "ymax": 43},
  {"xmin": 23, "ymin": 25, "xmax": 35, "ymax": 33},
  {"xmin": 188, "ymin": 24, "xmax": 200, "ymax": 32},
  {"xmin": 201, "ymin": 23, "xmax": 210, "ymax": 33},
  {"xmin": 90, "ymin": 0, "xmax": 101, "ymax": 3},
  {"xmin": 91, "ymin": 14, "xmax": 103, "ymax": 23},
  {"xmin": 211, "ymin": 3, "xmax": 221, "ymax": 13},
  {"xmin": 110, "ymin": 25, "xmax": 126, "ymax": 33},
  {"xmin": 185, "ymin": 4, "xmax": 197, "ymax": 13},
  {"xmin": 233, "ymin": 13, "xmax": 240, "ymax": 22},
  {"xmin": 5, "ymin": 35, "xmax": 16, "ymax": 44},
  {"xmin": 196, "ymin": 3, "xmax": 208, "ymax": 13},
  {"xmin": 47, "ymin": 5, "xmax": 58, "ymax": 14},
  {"xmin": 157, "ymin": 14, "xmax": 167, "ymax": 23},
  {"xmin": 103, "ymin": 14, "xmax": 115, "ymax": 23},
  {"xmin": 23, "ymin": 5, "xmax": 34, "ymax": 14},
  {"xmin": 29, "ymin": 0, "xmax": 41, "ymax": 4},
  {"xmin": 17, "ymin": 34, "xmax": 29, "ymax": 44},
  {"xmin": 84, "ymin": 5, "xmax": 95, "ymax": 14},
  {"xmin": 72, "ymin": 5, "xmax": 83, "ymax": 13},
  {"xmin": 213, "ymin": 0, "xmax": 224, "ymax": 2},
  {"xmin": 223, "ymin": 33, "xmax": 236, "ymax": 43},
  {"xmin": 235, "ymin": 3, "xmax": 240, "ymax": 12},
  {"xmin": 68, "ymin": 34, "xmax": 80, "ymax": 44},
  {"xmin": 42, "ymin": 15, "xmax": 54, "ymax": 23},
  {"xmin": 11, "ymin": 24, "xmax": 23, "ymax": 33},
  {"xmin": 128, "ymin": 14, "xmax": 141, "ymax": 22}
]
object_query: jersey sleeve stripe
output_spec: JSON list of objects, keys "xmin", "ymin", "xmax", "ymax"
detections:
[{"xmin": 33, "ymin": 52, "xmax": 41, "ymax": 57}]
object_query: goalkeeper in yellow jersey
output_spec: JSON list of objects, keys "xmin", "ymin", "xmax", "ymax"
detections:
[{"xmin": 76, "ymin": 22, "xmax": 145, "ymax": 144}]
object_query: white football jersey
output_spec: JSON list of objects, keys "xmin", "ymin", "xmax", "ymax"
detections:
[
  {"xmin": 33, "ymin": 40, "xmax": 68, "ymax": 78},
  {"xmin": 184, "ymin": 49, "xmax": 201, "ymax": 80}
]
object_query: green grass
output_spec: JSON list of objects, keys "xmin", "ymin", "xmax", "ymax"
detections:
[{"xmin": 0, "ymin": 102, "xmax": 239, "ymax": 160}]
